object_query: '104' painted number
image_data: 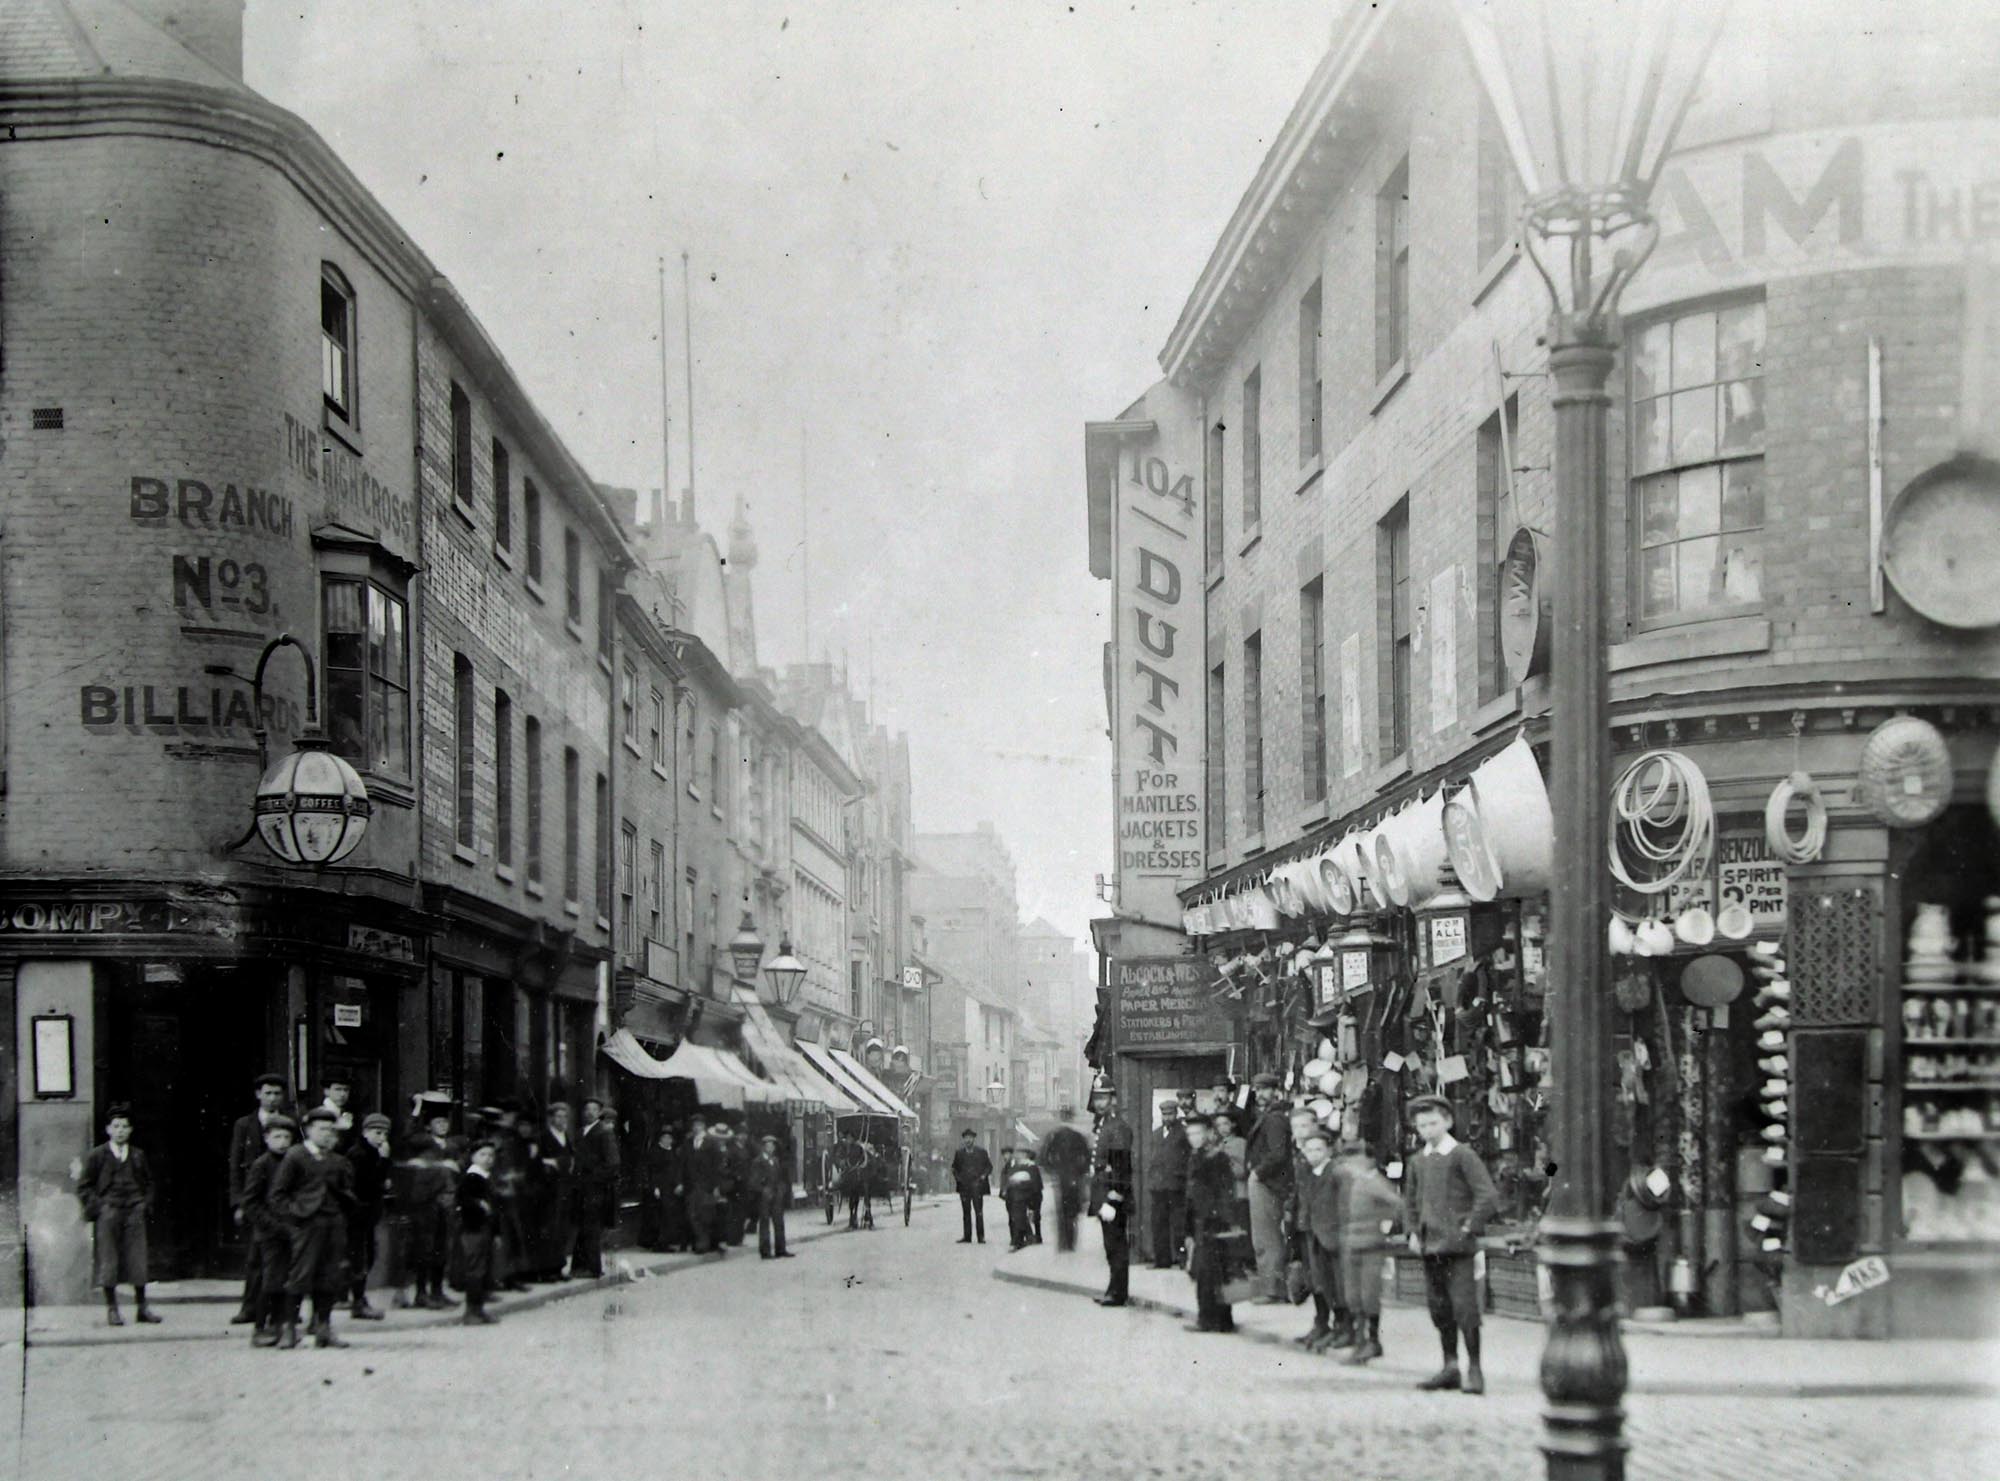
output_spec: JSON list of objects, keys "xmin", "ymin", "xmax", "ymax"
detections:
[{"xmin": 1127, "ymin": 451, "xmax": 1194, "ymax": 517}]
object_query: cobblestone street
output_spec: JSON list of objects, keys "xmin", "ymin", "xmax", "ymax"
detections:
[{"xmin": 12, "ymin": 1207, "xmax": 1997, "ymax": 1481}]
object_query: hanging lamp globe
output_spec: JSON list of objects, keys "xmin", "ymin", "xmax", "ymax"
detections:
[
  {"xmin": 254, "ymin": 737, "xmax": 372, "ymax": 867},
  {"xmin": 727, "ymin": 912, "xmax": 767, "ymax": 981},
  {"xmin": 762, "ymin": 936, "xmax": 808, "ymax": 1005}
]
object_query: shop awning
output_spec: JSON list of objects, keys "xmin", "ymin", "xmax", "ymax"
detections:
[
  {"xmin": 796, "ymin": 1040, "xmax": 901, "ymax": 1116},
  {"xmin": 1015, "ymin": 1120, "xmax": 1039, "ymax": 1147},
  {"xmin": 601, "ymin": 1028, "xmax": 743, "ymax": 1108},
  {"xmin": 734, "ymin": 992, "xmax": 863, "ymax": 1113},
  {"xmin": 829, "ymin": 1046, "xmax": 920, "ymax": 1120}
]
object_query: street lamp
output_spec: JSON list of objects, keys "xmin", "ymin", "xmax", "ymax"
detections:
[
  {"xmin": 763, "ymin": 936, "xmax": 808, "ymax": 1006},
  {"xmin": 1452, "ymin": 4, "xmax": 1726, "ymax": 1478},
  {"xmin": 727, "ymin": 911, "xmax": 767, "ymax": 981},
  {"xmin": 219, "ymin": 634, "xmax": 372, "ymax": 867}
]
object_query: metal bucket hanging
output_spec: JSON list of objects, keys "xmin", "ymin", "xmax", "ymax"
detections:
[
  {"xmin": 1315, "ymin": 846, "xmax": 1356, "ymax": 916},
  {"xmin": 1375, "ymin": 789, "xmax": 1450, "ymax": 908},
  {"xmin": 1445, "ymin": 734, "xmax": 1555, "ymax": 900}
]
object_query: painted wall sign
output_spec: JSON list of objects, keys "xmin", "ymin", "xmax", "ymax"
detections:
[
  {"xmin": 1339, "ymin": 633, "xmax": 1363, "ymax": 778},
  {"xmin": 348, "ymin": 924, "xmax": 418, "ymax": 962},
  {"xmin": 129, "ymin": 477, "xmax": 296, "ymax": 543},
  {"xmin": 1429, "ymin": 565, "xmax": 1458, "ymax": 734},
  {"xmin": 78, "ymin": 682, "xmax": 300, "ymax": 737},
  {"xmin": 1110, "ymin": 956, "xmax": 1234, "ymax": 1054},
  {"xmin": 1105, "ymin": 386, "xmax": 1206, "ymax": 922},
  {"xmin": 284, "ymin": 412, "xmax": 415, "ymax": 553},
  {"xmin": 0, "ymin": 896, "xmax": 241, "ymax": 938},
  {"xmin": 1635, "ymin": 121, "xmax": 2000, "ymax": 312}
]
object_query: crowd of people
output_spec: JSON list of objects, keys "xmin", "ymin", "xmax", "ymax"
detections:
[
  {"xmin": 75, "ymin": 1071, "xmax": 803, "ymax": 1348},
  {"xmin": 1075, "ymin": 1073, "xmax": 1500, "ymax": 1394}
]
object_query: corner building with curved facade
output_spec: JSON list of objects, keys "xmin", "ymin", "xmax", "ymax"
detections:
[
  {"xmin": 0, "ymin": 1, "xmax": 628, "ymax": 1304},
  {"xmin": 1086, "ymin": 0, "xmax": 2000, "ymax": 1337}
]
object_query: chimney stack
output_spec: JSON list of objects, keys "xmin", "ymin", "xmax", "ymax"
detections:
[{"xmin": 130, "ymin": 1, "xmax": 246, "ymax": 81}]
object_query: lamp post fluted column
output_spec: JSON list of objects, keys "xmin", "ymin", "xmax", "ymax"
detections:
[{"xmin": 1540, "ymin": 321, "xmax": 1628, "ymax": 1481}]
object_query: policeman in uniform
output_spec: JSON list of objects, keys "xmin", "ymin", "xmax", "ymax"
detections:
[{"xmin": 1091, "ymin": 1108, "xmax": 1134, "ymax": 1306}]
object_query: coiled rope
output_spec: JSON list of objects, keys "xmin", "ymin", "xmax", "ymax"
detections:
[
  {"xmin": 1765, "ymin": 771, "xmax": 1828, "ymax": 864},
  {"xmin": 1608, "ymin": 749, "xmax": 1714, "ymax": 895}
]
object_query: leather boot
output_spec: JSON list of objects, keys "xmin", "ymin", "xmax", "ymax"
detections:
[
  {"xmin": 1294, "ymin": 1321, "xmax": 1329, "ymax": 1348},
  {"xmin": 1326, "ymin": 1312, "xmax": 1356, "ymax": 1349},
  {"xmin": 1344, "ymin": 1317, "xmax": 1383, "ymax": 1365},
  {"xmin": 104, "ymin": 1292, "xmax": 124, "ymax": 1327},
  {"xmin": 1417, "ymin": 1364, "xmax": 1462, "ymax": 1391},
  {"xmin": 277, "ymin": 1321, "xmax": 301, "ymax": 1350},
  {"xmin": 134, "ymin": 1297, "xmax": 163, "ymax": 1325},
  {"xmin": 1463, "ymin": 1362, "xmax": 1486, "ymax": 1395},
  {"xmin": 313, "ymin": 1316, "xmax": 350, "ymax": 1349},
  {"xmin": 350, "ymin": 1294, "xmax": 384, "ymax": 1321},
  {"xmin": 252, "ymin": 1321, "xmax": 280, "ymax": 1348}
]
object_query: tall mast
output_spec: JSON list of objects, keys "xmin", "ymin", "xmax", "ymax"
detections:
[
  {"xmin": 656, "ymin": 256, "xmax": 671, "ymax": 531},
  {"xmin": 682, "ymin": 249, "xmax": 697, "ymax": 522},
  {"xmin": 801, "ymin": 422, "xmax": 811, "ymax": 663}
]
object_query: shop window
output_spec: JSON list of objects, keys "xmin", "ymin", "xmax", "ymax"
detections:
[
  {"xmin": 525, "ymin": 479, "xmax": 544, "ymax": 584},
  {"xmin": 565, "ymin": 527, "xmax": 583, "ymax": 631},
  {"xmin": 1476, "ymin": 95, "xmax": 1524, "ymax": 270},
  {"xmin": 525, "ymin": 716, "xmax": 544, "ymax": 886},
  {"xmin": 1298, "ymin": 279, "xmax": 1322, "ymax": 460},
  {"xmin": 594, "ymin": 773, "xmax": 611, "ymax": 920},
  {"xmin": 1379, "ymin": 497, "xmax": 1411, "ymax": 758},
  {"xmin": 494, "ymin": 688, "xmax": 514, "ymax": 867},
  {"xmin": 1300, "ymin": 578, "xmax": 1326, "ymax": 804},
  {"xmin": 619, "ymin": 820, "xmax": 637, "ymax": 957},
  {"xmin": 1630, "ymin": 299, "xmax": 1765, "ymax": 627},
  {"xmin": 1377, "ymin": 158, "xmax": 1410, "ymax": 376},
  {"xmin": 321, "ymin": 575, "xmax": 409, "ymax": 777},
  {"xmin": 453, "ymin": 654, "xmax": 475, "ymax": 851},
  {"xmin": 1242, "ymin": 631, "xmax": 1264, "ymax": 837},
  {"xmin": 492, "ymin": 438, "xmax": 512, "ymax": 553},
  {"xmin": 321, "ymin": 265, "xmax": 356, "ymax": 429},
  {"xmin": 450, "ymin": 381, "xmax": 473, "ymax": 511},
  {"xmin": 563, "ymin": 746, "xmax": 581, "ymax": 905},
  {"xmin": 1242, "ymin": 366, "xmax": 1261, "ymax": 529}
]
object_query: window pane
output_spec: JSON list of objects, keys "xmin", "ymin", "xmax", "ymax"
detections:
[
  {"xmin": 1640, "ymin": 545, "xmax": 1677, "ymax": 617},
  {"xmin": 1677, "ymin": 534, "xmax": 1721, "ymax": 611},
  {"xmin": 1719, "ymin": 532, "xmax": 1763, "ymax": 604},
  {"xmin": 1720, "ymin": 378, "xmax": 1766, "ymax": 455},
  {"xmin": 327, "ymin": 678, "xmax": 365, "ymax": 760},
  {"xmin": 1632, "ymin": 395, "xmax": 1671, "ymax": 474},
  {"xmin": 324, "ymin": 578, "xmax": 363, "ymax": 634},
  {"xmin": 1677, "ymin": 464, "xmax": 1722, "ymax": 539},
  {"xmin": 1721, "ymin": 458, "xmax": 1765, "ymax": 530},
  {"xmin": 1717, "ymin": 301, "xmax": 1765, "ymax": 380},
  {"xmin": 1632, "ymin": 321, "xmax": 1672, "ymax": 400},
  {"xmin": 1670, "ymin": 386, "xmax": 1717, "ymax": 464},
  {"xmin": 369, "ymin": 675, "xmax": 390, "ymax": 770},
  {"xmin": 366, "ymin": 587, "xmax": 390, "ymax": 677},
  {"xmin": 1671, "ymin": 310, "xmax": 1717, "ymax": 388},
  {"xmin": 1638, "ymin": 474, "xmax": 1679, "ymax": 546},
  {"xmin": 385, "ymin": 597, "xmax": 408, "ymax": 685}
]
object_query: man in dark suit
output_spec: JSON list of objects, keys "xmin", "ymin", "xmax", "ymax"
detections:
[
  {"xmin": 1182, "ymin": 1113, "xmax": 1237, "ymax": 1333},
  {"xmin": 683, "ymin": 1115, "xmax": 730, "ymax": 1255},
  {"xmin": 1091, "ymin": 1108, "xmax": 1134, "ymax": 1307},
  {"xmin": 1245, "ymin": 1072, "xmax": 1295, "ymax": 1304},
  {"xmin": 227, "ymin": 1072, "xmax": 290, "ymax": 1325},
  {"xmin": 1042, "ymin": 1118, "xmax": 1096, "ymax": 1253},
  {"xmin": 532, "ymin": 1102, "xmax": 580, "ymax": 1279},
  {"xmin": 1148, "ymin": 1099, "xmax": 1190, "ymax": 1269},
  {"xmin": 950, "ymin": 1129, "xmax": 992, "ymax": 1244},
  {"xmin": 750, "ymin": 1133, "xmax": 795, "ymax": 1258},
  {"xmin": 575, "ymin": 1098, "xmax": 621, "ymax": 1277}
]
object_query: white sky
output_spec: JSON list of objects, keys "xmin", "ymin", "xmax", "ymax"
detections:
[{"xmin": 245, "ymin": 0, "xmax": 1330, "ymax": 942}]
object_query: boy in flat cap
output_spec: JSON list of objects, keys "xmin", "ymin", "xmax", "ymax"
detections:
[
  {"xmin": 345, "ymin": 1112, "xmax": 393, "ymax": 1319},
  {"xmin": 240, "ymin": 1113, "xmax": 297, "ymax": 1346},
  {"xmin": 1181, "ymin": 1113, "xmax": 1237, "ymax": 1333},
  {"xmin": 76, "ymin": 1104, "xmax": 160, "ymax": 1327},
  {"xmin": 1402, "ymin": 1094, "xmax": 1499, "ymax": 1393},
  {"xmin": 1335, "ymin": 1142, "xmax": 1400, "ymax": 1366},
  {"xmin": 457, "ymin": 1138, "xmax": 501, "ymax": 1324},
  {"xmin": 227, "ymin": 1072, "xmax": 291, "ymax": 1324},
  {"xmin": 269, "ymin": 1105, "xmax": 358, "ymax": 1349},
  {"xmin": 1245, "ymin": 1072, "xmax": 1294, "ymax": 1304}
]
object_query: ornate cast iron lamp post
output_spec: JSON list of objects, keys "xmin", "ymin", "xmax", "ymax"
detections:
[{"xmin": 1452, "ymin": 3, "xmax": 1726, "ymax": 1476}]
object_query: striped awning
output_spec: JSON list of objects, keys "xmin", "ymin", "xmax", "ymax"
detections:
[
  {"xmin": 796, "ymin": 1040, "xmax": 900, "ymax": 1116},
  {"xmin": 828, "ymin": 1046, "xmax": 920, "ymax": 1120}
]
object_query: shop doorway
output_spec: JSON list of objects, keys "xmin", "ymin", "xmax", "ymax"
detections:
[{"xmin": 107, "ymin": 964, "xmax": 280, "ymax": 1280}]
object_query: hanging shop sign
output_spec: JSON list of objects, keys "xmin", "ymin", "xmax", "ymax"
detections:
[
  {"xmin": 1716, "ymin": 834, "xmax": 1788, "ymax": 933},
  {"xmin": 1110, "ymin": 956, "xmax": 1236, "ymax": 1055}
]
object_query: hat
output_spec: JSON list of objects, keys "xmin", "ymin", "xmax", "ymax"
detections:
[
  {"xmin": 1406, "ymin": 1094, "xmax": 1455, "ymax": 1124},
  {"xmin": 105, "ymin": 1102, "xmax": 135, "ymax": 1123},
  {"xmin": 1158, "ymin": 1100, "xmax": 1180, "ymax": 1115},
  {"xmin": 475, "ymin": 1105, "xmax": 506, "ymax": 1122},
  {"xmin": 324, "ymin": 1070, "xmax": 353, "ymax": 1088},
  {"xmin": 362, "ymin": 1112, "xmax": 392, "ymax": 1132},
  {"xmin": 1181, "ymin": 1112, "xmax": 1213, "ymax": 1128},
  {"xmin": 302, "ymin": 1107, "xmax": 337, "ymax": 1126},
  {"xmin": 252, "ymin": 1072, "xmax": 285, "ymax": 1091},
  {"xmin": 761, "ymin": 1134, "xmax": 778, "ymax": 1147},
  {"xmin": 1251, "ymin": 1072, "xmax": 1281, "ymax": 1089},
  {"xmin": 264, "ymin": 1113, "xmax": 298, "ymax": 1135},
  {"xmin": 960, "ymin": 1127, "xmax": 977, "ymax": 1137}
]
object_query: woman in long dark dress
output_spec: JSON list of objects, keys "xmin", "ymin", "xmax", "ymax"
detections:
[{"xmin": 640, "ymin": 1127, "xmax": 690, "ymax": 1251}]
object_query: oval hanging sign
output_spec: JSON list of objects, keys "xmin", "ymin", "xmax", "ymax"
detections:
[{"xmin": 1500, "ymin": 526, "xmax": 1552, "ymax": 688}]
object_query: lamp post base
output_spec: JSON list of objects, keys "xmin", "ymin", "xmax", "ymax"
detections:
[{"xmin": 1540, "ymin": 1215, "xmax": 1629, "ymax": 1481}]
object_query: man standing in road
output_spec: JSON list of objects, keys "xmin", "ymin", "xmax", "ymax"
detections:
[
  {"xmin": 1244, "ymin": 1072, "xmax": 1294, "ymax": 1305},
  {"xmin": 1182, "ymin": 1113, "xmax": 1236, "ymax": 1333},
  {"xmin": 951, "ymin": 1128, "xmax": 992, "ymax": 1244},
  {"xmin": 227, "ymin": 1072, "xmax": 291, "ymax": 1326},
  {"xmin": 1148, "ymin": 1099, "xmax": 1189, "ymax": 1269},
  {"xmin": 575, "ymin": 1098, "xmax": 621, "ymax": 1277},
  {"xmin": 751, "ymin": 1133, "xmax": 794, "ymax": 1258}
]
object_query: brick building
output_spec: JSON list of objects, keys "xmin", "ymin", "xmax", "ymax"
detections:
[
  {"xmin": 0, "ymin": 0, "xmax": 641, "ymax": 1301},
  {"xmin": 1088, "ymin": 0, "xmax": 2000, "ymax": 1334}
]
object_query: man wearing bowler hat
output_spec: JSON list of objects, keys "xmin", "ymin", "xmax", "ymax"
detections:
[
  {"xmin": 227, "ymin": 1072, "xmax": 292, "ymax": 1325},
  {"xmin": 1244, "ymin": 1072, "xmax": 1294, "ymax": 1304},
  {"xmin": 1402, "ymin": 1093, "xmax": 1499, "ymax": 1394},
  {"xmin": 950, "ymin": 1128, "xmax": 992, "ymax": 1244}
]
